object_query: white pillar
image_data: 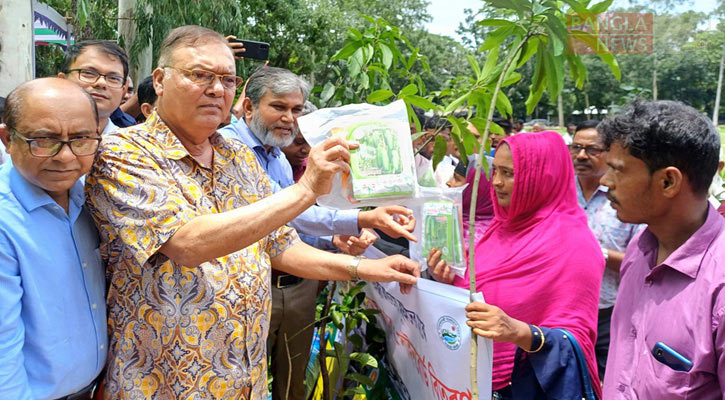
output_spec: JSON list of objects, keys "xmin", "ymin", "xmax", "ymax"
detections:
[{"xmin": 0, "ymin": 0, "xmax": 34, "ymax": 96}]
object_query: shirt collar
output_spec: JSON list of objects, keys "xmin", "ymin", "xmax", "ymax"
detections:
[
  {"xmin": 145, "ymin": 111, "xmax": 192, "ymax": 161},
  {"xmin": 8, "ymin": 165, "xmax": 85, "ymax": 213},
  {"xmin": 147, "ymin": 110, "xmax": 236, "ymax": 167},
  {"xmin": 575, "ymin": 176, "xmax": 609, "ymax": 194},
  {"xmin": 102, "ymin": 118, "xmax": 119, "ymax": 135},
  {"xmin": 642, "ymin": 205, "xmax": 724, "ymax": 279}
]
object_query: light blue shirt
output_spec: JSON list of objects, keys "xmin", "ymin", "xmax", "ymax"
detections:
[
  {"xmin": 575, "ymin": 178, "xmax": 641, "ymax": 308},
  {"xmin": 219, "ymin": 119, "xmax": 360, "ymax": 246},
  {"xmin": 0, "ymin": 163, "xmax": 107, "ymax": 399}
]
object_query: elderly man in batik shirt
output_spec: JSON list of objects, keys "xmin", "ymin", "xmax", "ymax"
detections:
[{"xmin": 85, "ymin": 25, "xmax": 419, "ymax": 399}]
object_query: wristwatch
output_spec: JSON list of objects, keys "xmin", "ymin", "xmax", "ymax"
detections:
[{"xmin": 349, "ymin": 255, "xmax": 363, "ymax": 281}]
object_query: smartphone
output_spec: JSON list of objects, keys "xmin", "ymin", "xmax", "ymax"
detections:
[
  {"xmin": 651, "ymin": 342, "xmax": 693, "ymax": 372},
  {"xmin": 228, "ymin": 39, "xmax": 269, "ymax": 60}
]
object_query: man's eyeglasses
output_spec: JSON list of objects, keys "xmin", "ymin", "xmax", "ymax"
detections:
[
  {"xmin": 68, "ymin": 69, "xmax": 126, "ymax": 89},
  {"xmin": 163, "ymin": 66, "xmax": 243, "ymax": 91},
  {"xmin": 10, "ymin": 128, "xmax": 101, "ymax": 157},
  {"xmin": 568, "ymin": 144, "xmax": 604, "ymax": 157}
]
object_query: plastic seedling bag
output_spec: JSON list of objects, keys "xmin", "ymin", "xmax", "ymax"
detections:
[
  {"xmin": 405, "ymin": 186, "xmax": 467, "ymax": 278},
  {"xmin": 297, "ymin": 100, "xmax": 418, "ymax": 209}
]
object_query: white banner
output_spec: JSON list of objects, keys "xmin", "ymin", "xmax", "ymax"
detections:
[{"xmin": 363, "ymin": 274, "xmax": 493, "ymax": 400}]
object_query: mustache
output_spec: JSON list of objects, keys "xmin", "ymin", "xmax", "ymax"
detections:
[
  {"xmin": 573, "ymin": 160, "xmax": 592, "ymax": 168},
  {"xmin": 606, "ymin": 192, "xmax": 619, "ymax": 205}
]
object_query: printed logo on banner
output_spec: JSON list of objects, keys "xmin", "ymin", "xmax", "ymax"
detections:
[{"xmin": 436, "ymin": 316, "xmax": 461, "ymax": 351}]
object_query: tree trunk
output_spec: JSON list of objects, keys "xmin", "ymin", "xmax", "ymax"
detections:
[
  {"xmin": 118, "ymin": 0, "xmax": 153, "ymax": 84},
  {"xmin": 557, "ymin": 93, "xmax": 564, "ymax": 127},
  {"xmin": 0, "ymin": 0, "xmax": 34, "ymax": 96},
  {"xmin": 713, "ymin": 40, "xmax": 725, "ymax": 125}
]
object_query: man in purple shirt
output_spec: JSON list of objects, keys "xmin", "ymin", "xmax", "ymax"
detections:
[{"xmin": 598, "ymin": 99, "xmax": 725, "ymax": 398}]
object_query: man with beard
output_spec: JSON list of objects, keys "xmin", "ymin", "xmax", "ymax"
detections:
[
  {"xmin": 220, "ymin": 66, "xmax": 416, "ymax": 400},
  {"xmin": 569, "ymin": 119, "xmax": 640, "ymax": 380}
]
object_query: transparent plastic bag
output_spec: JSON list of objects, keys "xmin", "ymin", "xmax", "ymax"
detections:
[
  {"xmin": 297, "ymin": 100, "xmax": 418, "ymax": 209},
  {"xmin": 405, "ymin": 186, "xmax": 467, "ymax": 277}
]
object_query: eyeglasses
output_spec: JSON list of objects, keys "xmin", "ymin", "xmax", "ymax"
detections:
[
  {"xmin": 10, "ymin": 128, "xmax": 101, "ymax": 157},
  {"xmin": 568, "ymin": 144, "xmax": 604, "ymax": 157},
  {"xmin": 163, "ymin": 66, "xmax": 243, "ymax": 91},
  {"xmin": 68, "ymin": 69, "xmax": 126, "ymax": 88}
]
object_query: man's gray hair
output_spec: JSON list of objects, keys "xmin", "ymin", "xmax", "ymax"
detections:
[
  {"xmin": 158, "ymin": 25, "xmax": 229, "ymax": 67},
  {"xmin": 245, "ymin": 66, "xmax": 310, "ymax": 106}
]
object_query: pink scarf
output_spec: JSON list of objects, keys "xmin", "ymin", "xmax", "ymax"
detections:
[{"xmin": 454, "ymin": 132, "xmax": 603, "ymax": 394}]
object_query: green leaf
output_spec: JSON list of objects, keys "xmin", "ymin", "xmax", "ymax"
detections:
[
  {"xmin": 406, "ymin": 102, "xmax": 421, "ymax": 133},
  {"xmin": 502, "ymin": 71, "xmax": 522, "ymax": 86},
  {"xmin": 349, "ymin": 47, "xmax": 365, "ymax": 77},
  {"xmin": 405, "ymin": 95, "xmax": 437, "ymax": 111},
  {"xmin": 349, "ymin": 334, "xmax": 363, "ymax": 349},
  {"xmin": 346, "ymin": 27, "xmax": 363, "ymax": 41},
  {"xmin": 560, "ymin": 0, "xmax": 588, "ymax": 14},
  {"xmin": 350, "ymin": 352, "xmax": 379, "ymax": 368},
  {"xmin": 331, "ymin": 310, "xmax": 344, "ymax": 329},
  {"xmin": 399, "ymin": 83, "xmax": 418, "ymax": 97},
  {"xmin": 479, "ymin": 25, "xmax": 515, "ymax": 52},
  {"xmin": 367, "ymin": 89, "xmax": 394, "ymax": 103},
  {"xmin": 495, "ymin": 91, "xmax": 513, "ymax": 117},
  {"xmin": 532, "ymin": 2, "xmax": 552, "ymax": 15},
  {"xmin": 480, "ymin": 46, "xmax": 500, "ymax": 80},
  {"xmin": 488, "ymin": 0, "xmax": 527, "ymax": 13},
  {"xmin": 467, "ymin": 55, "xmax": 482, "ymax": 80},
  {"xmin": 331, "ymin": 41, "xmax": 361, "ymax": 62},
  {"xmin": 342, "ymin": 386, "xmax": 367, "ymax": 396},
  {"xmin": 406, "ymin": 48, "xmax": 420, "ymax": 70},
  {"xmin": 544, "ymin": 52, "xmax": 563, "ymax": 98},
  {"xmin": 432, "ymin": 135, "xmax": 447, "ymax": 170},
  {"xmin": 526, "ymin": 48, "xmax": 547, "ymax": 115},
  {"xmin": 347, "ymin": 373, "xmax": 375, "ymax": 387},
  {"xmin": 567, "ymin": 30, "xmax": 621, "ymax": 80},
  {"xmin": 477, "ymin": 18, "xmax": 516, "ymax": 27},
  {"xmin": 320, "ymin": 82, "xmax": 335, "ymax": 103},
  {"xmin": 380, "ymin": 43, "xmax": 394, "ymax": 70},
  {"xmin": 444, "ymin": 92, "xmax": 470, "ymax": 113},
  {"xmin": 589, "ymin": 0, "xmax": 615, "ymax": 14},
  {"xmin": 517, "ymin": 36, "xmax": 539, "ymax": 68}
]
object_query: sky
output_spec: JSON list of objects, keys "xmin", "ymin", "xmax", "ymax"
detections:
[{"xmin": 425, "ymin": 0, "xmax": 720, "ymax": 43}]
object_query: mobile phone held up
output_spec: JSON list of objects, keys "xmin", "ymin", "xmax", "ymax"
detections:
[
  {"xmin": 229, "ymin": 39, "xmax": 269, "ymax": 60},
  {"xmin": 651, "ymin": 342, "xmax": 693, "ymax": 372}
]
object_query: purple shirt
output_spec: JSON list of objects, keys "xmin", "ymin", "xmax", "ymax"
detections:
[{"xmin": 603, "ymin": 205, "xmax": 725, "ymax": 399}]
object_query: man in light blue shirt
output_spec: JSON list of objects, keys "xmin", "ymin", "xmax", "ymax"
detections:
[
  {"xmin": 220, "ymin": 66, "xmax": 415, "ymax": 400},
  {"xmin": 569, "ymin": 120, "xmax": 640, "ymax": 380},
  {"xmin": 0, "ymin": 78, "xmax": 107, "ymax": 399}
]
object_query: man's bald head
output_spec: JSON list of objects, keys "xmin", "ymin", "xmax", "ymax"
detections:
[{"xmin": 3, "ymin": 78, "xmax": 99, "ymax": 130}]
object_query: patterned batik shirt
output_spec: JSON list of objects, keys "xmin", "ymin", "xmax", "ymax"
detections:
[
  {"xmin": 85, "ymin": 111, "xmax": 299, "ymax": 399},
  {"xmin": 575, "ymin": 179, "xmax": 641, "ymax": 309}
]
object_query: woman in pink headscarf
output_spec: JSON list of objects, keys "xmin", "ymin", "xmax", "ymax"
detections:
[{"xmin": 429, "ymin": 131, "xmax": 603, "ymax": 399}]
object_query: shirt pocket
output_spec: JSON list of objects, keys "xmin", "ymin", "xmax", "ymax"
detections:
[{"xmin": 637, "ymin": 334, "xmax": 691, "ymax": 393}]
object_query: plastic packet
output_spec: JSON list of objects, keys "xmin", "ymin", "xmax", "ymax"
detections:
[
  {"xmin": 297, "ymin": 100, "xmax": 418, "ymax": 209},
  {"xmin": 405, "ymin": 186, "xmax": 467, "ymax": 277}
]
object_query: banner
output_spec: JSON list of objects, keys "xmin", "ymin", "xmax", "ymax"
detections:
[{"xmin": 363, "ymin": 276, "xmax": 493, "ymax": 400}]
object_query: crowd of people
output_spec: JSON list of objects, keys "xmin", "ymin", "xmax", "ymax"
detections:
[{"xmin": 0, "ymin": 23, "xmax": 723, "ymax": 400}]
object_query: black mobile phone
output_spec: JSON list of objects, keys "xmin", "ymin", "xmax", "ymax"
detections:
[
  {"xmin": 651, "ymin": 342, "xmax": 693, "ymax": 372},
  {"xmin": 229, "ymin": 39, "xmax": 270, "ymax": 60}
]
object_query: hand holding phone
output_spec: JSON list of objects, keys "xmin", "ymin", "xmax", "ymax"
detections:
[
  {"xmin": 651, "ymin": 342, "xmax": 693, "ymax": 372},
  {"xmin": 226, "ymin": 37, "xmax": 269, "ymax": 61}
]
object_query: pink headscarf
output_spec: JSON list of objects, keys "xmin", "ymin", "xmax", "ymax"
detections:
[{"xmin": 454, "ymin": 131, "xmax": 603, "ymax": 394}]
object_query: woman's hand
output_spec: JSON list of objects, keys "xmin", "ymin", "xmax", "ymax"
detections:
[
  {"xmin": 465, "ymin": 302, "xmax": 532, "ymax": 350},
  {"xmin": 427, "ymin": 248, "xmax": 455, "ymax": 284}
]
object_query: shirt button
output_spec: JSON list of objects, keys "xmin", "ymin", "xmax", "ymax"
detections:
[
  {"xmin": 618, "ymin": 384, "xmax": 626, "ymax": 392},
  {"xmin": 630, "ymin": 328, "xmax": 637, "ymax": 338},
  {"xmin": 83, "ymin": 263, "xmax": 87, "ymax": 269},
  {"xmin": 645, "ymin": 278, "xmax": 653, "ymax": 286},
  {"xmin": 92, "ymin": 304, "xmax": 97, "ymax": 309},
  {"xmin": 100, "ymin": 344, "xmax": 104, "ymax": 350}
]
